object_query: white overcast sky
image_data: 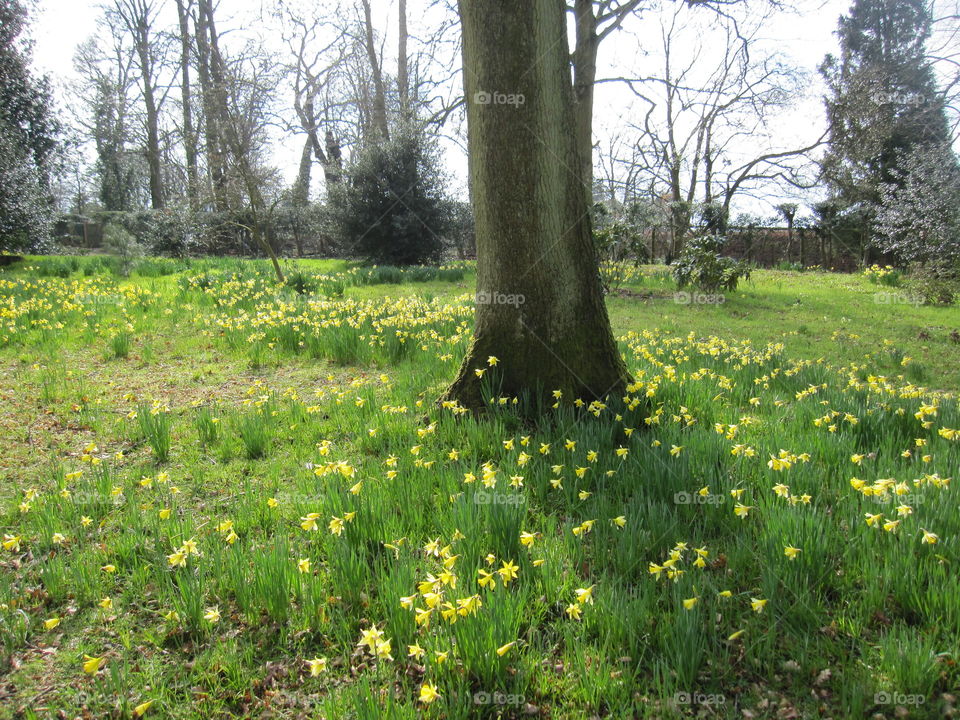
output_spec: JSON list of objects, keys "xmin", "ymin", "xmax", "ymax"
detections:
[{"xmin": 28, "ymin": 0, "xmax": 865, "ymax": 215}]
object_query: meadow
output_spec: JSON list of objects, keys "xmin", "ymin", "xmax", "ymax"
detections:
[{"xmin": 0, "ymin": 255, "xmax": 958, "ymax": 719}]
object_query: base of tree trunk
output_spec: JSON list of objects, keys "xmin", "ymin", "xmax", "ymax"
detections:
[{"xmin": 440, "ymin": 325, "xmax": 630, "ymax": 415}]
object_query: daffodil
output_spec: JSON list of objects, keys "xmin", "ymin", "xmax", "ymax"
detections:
[
  {"xmin": 419, "ymin": 682, "xmax": 441, "ymax": 704},
  {"xmin": 78, "ymin": 653, "xmax": 105, "ymax": 676},
  {"xmin": 574, "ymin": 585, "xmax": 595, "ymax": 605},
  {"xmin": 399, "ymin": 643, "xmax": 422, "ymax": 661},
  {"xmin": 496, "ymin": 641, "xmax": 516, "ymax": 656},
  {"xmin": 497, "ymin": 560, "xmax": 519, "ymax": 585}
]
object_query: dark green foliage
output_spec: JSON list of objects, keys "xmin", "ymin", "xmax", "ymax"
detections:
[
  {"xmin": 672, "ymin": 234, "xmax": 751, "ymax": 292},
  {"xmin": 820, "ymin": 0, "xmax": 952, "ymax": 216},
  {"xmin": 0, "ymin": 0, "xmax": 59, "ymax": 252},
  {"xmin": 326, "ymin": 123, "xmax": 450, "ymax": 266},
  {"xmin": 593, "ymin": 202, "xmax": 652, "ymax": 265},
  {"xmin": 904, "ymin": 262, "xmax": 959, "ymax": 306}
]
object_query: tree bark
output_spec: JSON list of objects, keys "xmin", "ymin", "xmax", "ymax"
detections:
[
  {"xmin": 360, "ymin": 0, "xmax": 390, "ymax": 140},
  {"xmin": 398, "ymin": 0, "xmax": 410, "ymax": 115},
  {"xmin": 175, "ymin": 0, "xmax": 199, "ymax": 210},
  {"xmin": 194, "ymin": 0, "xmax": 226, "ymax": 209},
  {"xmin": 444, "ymin": 0, "xmax": 630, "ymax": 411},
  {"xmin": 572, "ymin": 0, "xmax": 598, "ymax": 207},
  {"xmin": 118, "ymin": 0, "xmax": 163, "ymax": 209},
  {"xmin": 294, "ymin": 137, "xmax": 313, "ymax": 208}
]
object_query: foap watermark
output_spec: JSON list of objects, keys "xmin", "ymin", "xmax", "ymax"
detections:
[
  {"xmin": 472, "ymin": 90, "xmax": 525, "ymax": 107},
  {"xmin": 674, "ymin": 291, "xmax": 725, "ymax": 305},
  {"xmin": 473, "ymin": 491, "xmax": 525, "ymax": 506},
  {"xmin": 76, "ymin": 294, "xmax": 124, "ymax": 306},
  {"xmin": 873, "ymin": 291, "xmax": 924, "ymax": 306},
  {"xmin": 875, "ymin": 691, "xmax": 925, "ymax": 706},
  {"xmin": 674, "ymin": 491, "xmax": 723, "ymax": 506},
  {"xmin": 871, "ymin": 91, "xmax": 932, "ymax": 107},
  {"xmin": 870, "ymin": 494, "xmax": 926, "ymax": 507},
  {"xmin": 475, "ymin": 290, "xmax": 525, "ymax": 308},
  {"xmin": 473, "ymin": 691, "xmax": 526, "ymax": 706},
  {"xmin": 674, "ymin": 691, "xmax": 726, "ymax": 706}
]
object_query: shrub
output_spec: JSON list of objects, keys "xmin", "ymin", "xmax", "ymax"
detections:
[
  {"xmin": 284, "ymin": 269, "xmax": 320, "ymax": 295},
  {"xmin": 671, "ymin": 235, "xmax": 751, "ymax": 292},
  {"xmin": 874, "ymin": 143, "xmax": 960, "ymax": 267},
  {"xmin": 326, "ymin": 122, "xmax": 450, "ymax": 265},
  {"xmin": 904, "ymin": 262, "xmax": 958, "ymax": 306},
  {"xmin": 103, "ymin": 224, "xmax": 144, "ymax": 277}
]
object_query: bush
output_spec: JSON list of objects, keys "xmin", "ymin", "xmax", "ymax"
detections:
[
  {"xmin": 326, "ymin": 123, "xmax": 450, "ymax": 265},
  {"xmin": 284, "ymin": 269, "xmax": 320, "ymax": 295},
  {"xmin": 874, "ymin": 143, "xmax": 960, "ymax": 267},
  {"xmin": 904, "ymin": 262, "xmax": 958, "ymax": 306},
  {"xmin": 671, "ymin": 235, "xmax": 751, "ymax": 292},
  {"xmin": 102, "ymin": 224, "xmax": 144, "ymax": 277}
]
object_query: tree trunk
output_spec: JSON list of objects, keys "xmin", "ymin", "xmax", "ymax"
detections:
[
  {"xmin": 443, "ymin": 0, "xmax": 630, "ymax": 411},
  {"xmin": 571, "ymin": 0, "xmax": 598, "ymax": 207},
  {"xmin": 360, "ymin": 0, "xmax": 390, "ymax": 140},
  {"xmin": 125, "ymin": 1, "xmax": 163, "ymax": 210},
  {"xmin": 194, "ymin": 0, "xmax": 226, "ymax": 209},
  {"xmin": 294, "ymin": 137, "xmax": 312, "ymax": 208},
  {"xmin": 175, "ymin": 0, "xmax": 199, "ymax": 210},
  {"xmin": 398, "ymin": 0, "xmax": 410, "ymax": 115}
]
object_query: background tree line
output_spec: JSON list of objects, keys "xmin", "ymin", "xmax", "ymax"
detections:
[{"xmin": 1, "ymin": 0, "xmax": 958, "ymax": 290}]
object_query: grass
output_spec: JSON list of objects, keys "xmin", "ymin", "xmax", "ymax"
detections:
[{"xmin": 0, "ymin": 257, "xmax": 958, "ymax": 719}]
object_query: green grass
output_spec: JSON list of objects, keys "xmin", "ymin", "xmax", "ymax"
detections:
[{"xmin": 0, "ymin": 257, "xmax": 957, "ymax": 719}]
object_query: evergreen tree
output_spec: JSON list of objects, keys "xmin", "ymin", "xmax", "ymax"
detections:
[
  {"xmin": 0, "ymin": 0, "xmax": 58, "ymax": 252},
  {"xmin": 326, "ymin": 122, "xmax": 450, "ymax": 266},
  {"xmin": 820, "ymin": 0, "xmax": 952, "ymax": 216}
]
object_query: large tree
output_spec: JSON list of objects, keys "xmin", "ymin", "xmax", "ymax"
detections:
[
  {"xmin": 820, "ymin": 0, "xmax": 953, "ymax": 215},
  {"xmin": 444, "ymin": 0, "xmax": 629, "ymax": 410},
  {"xmin": 0, "ymin": 0, "xmax": 58, "ymax": 252}
]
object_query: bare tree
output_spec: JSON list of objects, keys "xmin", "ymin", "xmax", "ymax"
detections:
[
  {"xmin": 110, "ymin": 0, "xmax": 167, "ymax": 210},
  {"xmin": 359, "ymin": 0, "xmax": 390, "ymax": 140},
  {"xmin": 569, "ymin": 0, "xmax": 643, "ymax": 204},
  {"xmin": 622, "ymin": 2, "xmax": 820, "ymax": 246},
  {"xmin": 929, "ymin": 0, "xmax": 960, "ymax": 141},
  {"xmin": 72, "ymin": 23, "xmax": 146, "ymax": 211},
  {"xmin": 194, "ymin": 0, "xmax": 227, "ymax": 209},
  {"xmin": 398, "ymin": 0, "xmax": 410, "ymax": 115},
  {"xmin": 276, "ymin": 4, "xmax": 346, "ymax": 198},
  {"xmin": 174, "ymin": 0, "xmax": 199, "ymax": 209}
]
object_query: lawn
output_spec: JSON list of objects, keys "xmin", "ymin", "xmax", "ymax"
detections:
[{"xmin": 0, "ymin": 256, "xmax": 957, "ymax": 719}]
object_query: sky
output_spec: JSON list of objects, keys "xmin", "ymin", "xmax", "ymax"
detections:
[{"xmin": 28, "ymin": 0, "xmax": 864, "ymax": 217}]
